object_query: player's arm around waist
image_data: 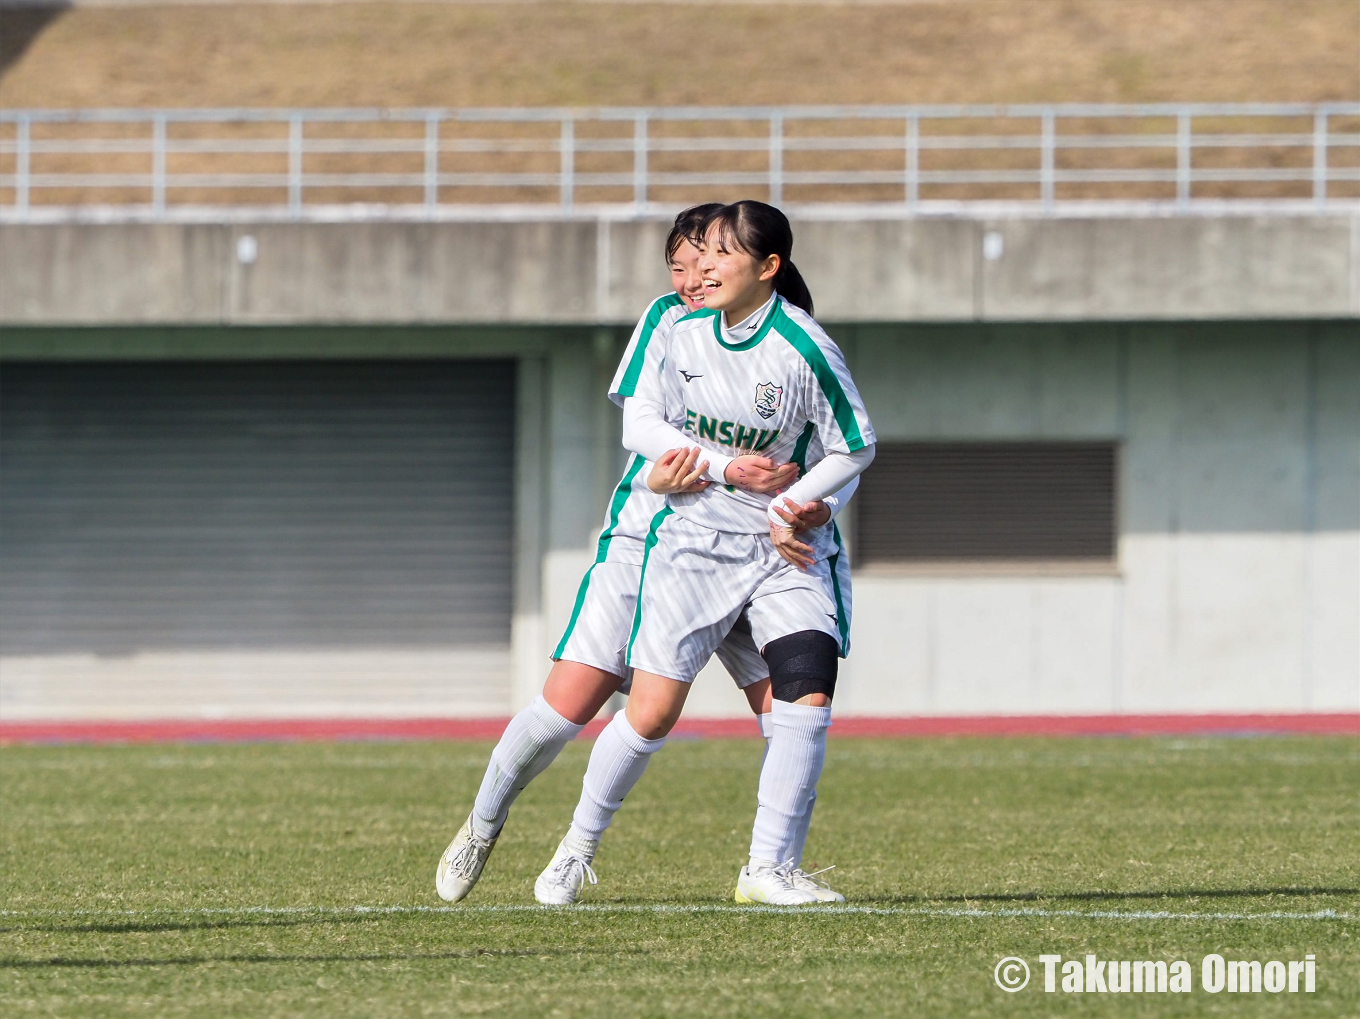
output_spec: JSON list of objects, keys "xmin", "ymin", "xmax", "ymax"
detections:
[
  {"xmin": 767, "ymin": 444, "xmax": 876, "ymax": 529},
  {"xmin": 623, "ymin": 397, "xmax": 735, "ymax": 485}
]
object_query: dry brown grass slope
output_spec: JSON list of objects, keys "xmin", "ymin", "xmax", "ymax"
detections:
[{"xmin": 0, "ymin": 0, "xmax": 1357, "ymax": 109}]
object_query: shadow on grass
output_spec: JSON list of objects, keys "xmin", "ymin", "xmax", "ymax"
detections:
[
  {"xmin": 859, "ymin": 885, "xmax": 1359, "ymax": 905},
  {"xmin": 1, "ymin": 945, "xmax": 642, "ymax": 970},
  {"xmin": 0, "ymin": 912, "xmax": 399, "ymax": 937}
]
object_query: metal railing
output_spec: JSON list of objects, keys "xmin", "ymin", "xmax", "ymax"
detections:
[{"xmin": 2, "ymin": 103, "xmax": 1358, "ymax": 218}]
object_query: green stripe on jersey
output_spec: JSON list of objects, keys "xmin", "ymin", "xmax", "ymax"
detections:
[
  {"xmin": 625, "ymin": 506, "xmax": 674, "ymax": 666},
  {"xmin": 595, "ymin": 454, "xmax": 647, "ymax": 562},
  {"xmin": 773, "ymin": 304, "xmax": 867, "ymax": 452},
  {"xmin": 616, "ymin": 293, "xmax": 684, "ymax": 398},
  {"xmin": 678, "ymin": 307, "xmax": 717, "ymax": 324}
]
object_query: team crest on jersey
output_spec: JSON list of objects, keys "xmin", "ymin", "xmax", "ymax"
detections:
[{"xmin": 753, "ymin": 382, "xmax": 783, "ymax": 420}]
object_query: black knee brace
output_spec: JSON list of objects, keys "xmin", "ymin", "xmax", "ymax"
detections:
[{"xmin": 763, "ymin": 630, "xmax": 839, "ymax": 703}]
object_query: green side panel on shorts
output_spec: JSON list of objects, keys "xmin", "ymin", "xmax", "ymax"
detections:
[
  {"xmin": 595, "ymin": 453, "xmax": 647, "ymax": 562},
  {"xmin": 616, "ymin": 293, "xmax": 684, "ymax": 397},
  {"xmin": 624, "ymin": 506, "xmax": 674, "ymax": 666},
  {"xmin": 552, "ymin": 565, "xmax": 597, "ymax": 660},
  {"xmin": 790, "ymin": 421, "xmax": 815, "ymax": 477},
  {"xmin": 773, "ymin": 305, "xmax": 866, "ymax": 452},
  {"xmin": 828, "ymin": 522, "xmax": 850, "ymax": 657}
]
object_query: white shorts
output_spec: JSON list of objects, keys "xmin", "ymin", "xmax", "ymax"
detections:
[
  {"xmin": 626, "ymin": 510, "xmax": 852, "ymax": 684},
  {"xmin": 552, "ymin": 559, "xmax": 767, "ymax": 688}
]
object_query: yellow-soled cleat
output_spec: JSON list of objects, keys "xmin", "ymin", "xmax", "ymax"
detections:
[{"xmin": 734, "ymin": 862, "xmax": 820, "ymax": 905}]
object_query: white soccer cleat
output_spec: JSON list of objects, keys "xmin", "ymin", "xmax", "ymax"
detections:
[
  {"xmin": 734, "ymin": 861, "xmax": 821, "ymax": 906},
  {"xmin": 788, "ymin": 865, "xmax": 846, "ymax": 903},
  {"xmin": 435, "ymin": 813, "xmax": 498, "ymax": 903},
  {"xmin": 534, "ymin": 837, "xmax": 599, "ymax": 906}
]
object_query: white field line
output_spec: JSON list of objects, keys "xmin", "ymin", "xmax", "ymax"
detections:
[{"xmin": 0, "ymin": 905, "xmax": 1352, "ymax": 922}]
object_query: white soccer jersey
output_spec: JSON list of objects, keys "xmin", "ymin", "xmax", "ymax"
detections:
[
  {"xmin": 554, "ymin": 290, "xmax": 860, "ymax": 682},
  {"xmin": 610, "ymin": 291, "xmax": 689, "ymax": 408},
  {"xmin": 591, "ymin": 293, "xmax": 693, "ymax": 566},
  {"xmin": 640, "ymin": 293, "xmax": 876, "ymax": 537}
]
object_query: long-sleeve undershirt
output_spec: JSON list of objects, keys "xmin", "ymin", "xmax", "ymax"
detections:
[
  {"xmin": 621, "ymin": 397, "xmax": 868, "ymax": 523},
  {"xmin": 622, "ymin": 396, "xmax": 735, "ymax": 484},
  {"xmin": 812, "ymin": 471, "xmax": 858, "ymax": 520},
  {"xmin": 766, "ymin": 444, "xmax": 875, "ymax": 528}
]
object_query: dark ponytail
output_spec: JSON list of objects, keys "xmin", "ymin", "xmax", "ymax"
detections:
[
  {"xmin": 701, "ymin": 200, "xmax": 814, "ymax": 316},
  {"xmin": 773, "ymin": 259, "xmax": 814, "ymax": 317},
  {"xmin": 666, "ymin": 203, "xmax": 724, "ymax": 262}
]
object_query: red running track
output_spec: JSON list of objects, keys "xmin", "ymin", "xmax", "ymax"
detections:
[{"xmin": 1, "ymin": 714, "xmax": 1357, "ymax": 744}]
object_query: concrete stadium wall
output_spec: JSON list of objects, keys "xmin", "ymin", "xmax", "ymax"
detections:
[
  {"xmin": 515, "ymin": 319, "xmax": 1359, "ymax": 719},
  {"xmin": 2, "ymin": 319, "xmax": 1356, "ymax": 719},
  {"xmin": 2, "ymin": 212, "xmax": 1359, "ymax": 326},
  {"xmin": 830, "ymin": 320, "xmax": 1360, "ymax": 717},
  {"xmin": 595, "ymin": 318, "xmax": 1360, "ymax": 712},
  {"xmin": 2, "ymin": 212, "xmax": 1358, "ymax": 719}
]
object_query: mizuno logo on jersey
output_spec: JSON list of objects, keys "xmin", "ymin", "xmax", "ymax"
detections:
[
  {"xmin": 677, "ymin": 370, "xmax": 703, "ymax": 383},
  {"xmin": 683, "ymin": 408, "xmax": 780, "ymax": 451},
  {"xmin": 753, "ymin": 382, "xmax": 783, "ymax": 420}
]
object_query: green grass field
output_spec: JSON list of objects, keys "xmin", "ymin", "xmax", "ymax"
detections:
[{"xmin": 2, "ymin": 736, "xmax": 1356, "ymax": 1017}]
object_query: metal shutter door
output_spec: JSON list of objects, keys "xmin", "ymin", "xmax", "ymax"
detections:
[
  {"xmin": 1, "ymin": 358, "xmax": 515, "ymax": 719},
  {"xmin": 857, "ymin": 442, "xmax": 1117, "ymax": 565}
]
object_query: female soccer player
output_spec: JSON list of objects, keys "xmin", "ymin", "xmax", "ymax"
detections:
[
  {"xmin": 534, "ymin": 201, "xmax": 874, "ymax": 906},
  {"xmin": 434, "ymin": 205, "xmax": 850, "ymax": 904}
]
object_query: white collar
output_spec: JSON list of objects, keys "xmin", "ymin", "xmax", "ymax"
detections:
[{"xmin": 720, "ymin": 291, "xmax": 777, "ymax": 344}]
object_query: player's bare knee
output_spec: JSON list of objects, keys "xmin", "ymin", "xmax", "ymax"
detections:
[
  {"xmin": 626, "ymin": 713, "xmax": 674, "ymax": 741},
  {"xmin": 623, "ymin": 683, "xmax": 685, "ymax": 739},
  {"xmin": 763, "ymin": 630, "xmax": 838, "ymax": 704}
]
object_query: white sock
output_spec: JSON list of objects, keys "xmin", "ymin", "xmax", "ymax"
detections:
[
  {"xmin": 569, "ymin": 710, "xmax": 666, "ymax": 842},
  {"xmin": 560, "ymin": 824, "xmax": 599, "ymax": 863},
  {"xmin": 755, "ymin": 710, "xmax": 775, "ymax": 843},
  {"xmin": 756, "ymin": 710, "xmax": 772, "ymax": 771},
  {"xmin": 470, "ymin": 695, "xmax": 584, "ymax": 841},
  {"xmin": 789, "ymin": 789, "xmax": 817, "ymax": 867},
  {"xmin": 749, "ymin": 700, "xmax": 831, "ymax": 866}
]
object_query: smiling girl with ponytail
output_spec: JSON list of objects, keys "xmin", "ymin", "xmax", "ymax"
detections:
[{"xmin": 701, "ymin": 200, "xmax": 814, "ymax": 315}]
